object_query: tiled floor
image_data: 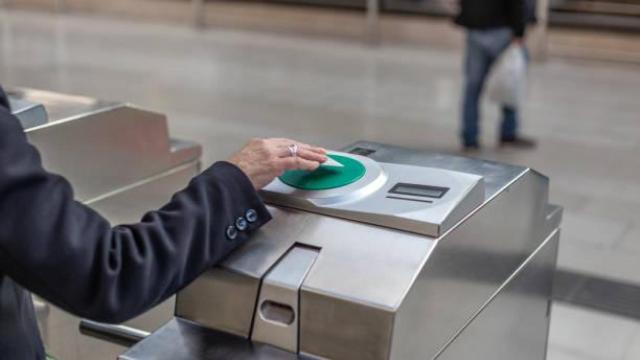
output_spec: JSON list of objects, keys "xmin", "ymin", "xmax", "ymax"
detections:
[
  {"xmin": 548, "ymin": 304, "xmax": 640, "ymax": 360},
  {"xmin": 0, "ymin": 8, "xmax": 639, "ymax": 360}
]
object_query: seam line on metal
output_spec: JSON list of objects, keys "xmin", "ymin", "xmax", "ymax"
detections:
[{"xmin": 431, "ymin": 228, "xmax": 559, "ymax": 359}]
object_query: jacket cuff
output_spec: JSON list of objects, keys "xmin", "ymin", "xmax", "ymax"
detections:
[{"xmin": 200, "ymin": 161, "xmax": 272, "ymax": 235}]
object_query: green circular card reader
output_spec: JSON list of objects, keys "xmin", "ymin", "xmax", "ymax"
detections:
[{"xmin": 279, "ymin": 154, "xmax": 366, "ymax": 190}]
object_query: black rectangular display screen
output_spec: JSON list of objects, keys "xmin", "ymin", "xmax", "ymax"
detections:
[
  {"xmin": 349, "ymin": 147, "xmax": 376, "ymax": 157},
  {"xmin": 389, "ymin": 183, "xmax": 449, "ymax": 199}
]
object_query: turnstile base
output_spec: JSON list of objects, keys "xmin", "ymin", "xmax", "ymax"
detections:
[{"xmin": 119, "ymin": 318, "xmax": 301, "ymax": 360}]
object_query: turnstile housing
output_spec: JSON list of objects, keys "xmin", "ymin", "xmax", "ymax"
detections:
[{"xmin": 121, "ymin": 141, "xmax": 561, "ymax": 360}]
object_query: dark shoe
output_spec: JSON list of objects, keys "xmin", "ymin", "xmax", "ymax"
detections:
[
  {"xmin": 499, "ymin": 136, "xmax": 537, "ymax": 149},
  {"xmin": 462, "ymin": 143, "xmax": 481, "ymax": 153}
]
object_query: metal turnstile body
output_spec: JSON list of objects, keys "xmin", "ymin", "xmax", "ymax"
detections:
[
  {"xmin": 121, "ymin": 141, "xmax": 561, "ymax": 360},
  {"xmin": 8, "ymin": 88, "xmax": 202, "ymax": 360}
]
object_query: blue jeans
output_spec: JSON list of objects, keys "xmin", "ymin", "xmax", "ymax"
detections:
[{"xmin": 461, "ymin": 28, "xmax": 520, "ymax": 146}]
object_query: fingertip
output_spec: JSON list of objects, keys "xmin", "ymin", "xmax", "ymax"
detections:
[
  {"xmin": 300, "ymin": 159, "xmax": 320, "ymax": 172},
  {"xmin": 299, "ymin": 149, "xmax": 327, "ymax": 163}
]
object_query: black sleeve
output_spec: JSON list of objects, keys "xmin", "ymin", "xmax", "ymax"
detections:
[
  {"xmin": 507, "ymin": 0, "xmax": 526, "ymax": 38},
  {"xmin": 0, "ymin": 86, "xmax": 10, "ymax": 110},
  {"xmin": 0, "ymin": 92, "xmax": 271, "ymax": 323}
]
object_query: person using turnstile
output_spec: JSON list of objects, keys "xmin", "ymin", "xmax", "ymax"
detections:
[{"xmin": 0, "ymin": 85, "xmax": 327, "ymax": 359}]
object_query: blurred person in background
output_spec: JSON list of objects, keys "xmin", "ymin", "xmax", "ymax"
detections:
[{"xmin": 455, "ymin": 0, "xmax": 537, "ymax": 151}]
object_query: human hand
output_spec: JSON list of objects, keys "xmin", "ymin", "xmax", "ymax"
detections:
[{"xmin": 228, "ymin": 138, "xmax": 327, "ymax": 189}]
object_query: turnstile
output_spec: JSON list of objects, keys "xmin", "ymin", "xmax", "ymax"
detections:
[
  {"xmin": 8, "ymin": 88, "xmax": 202, "ymax": 360},
  {"xmin": 118, "ymin": 141, "xmax": 561, "ymax": 360}
]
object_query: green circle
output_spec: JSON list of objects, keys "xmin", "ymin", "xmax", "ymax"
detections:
[{"xmin": 279, "ymin": 154, "xmax": 366, "ymax": 190}]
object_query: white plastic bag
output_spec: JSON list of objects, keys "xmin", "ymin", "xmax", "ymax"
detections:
[{"xmin": 487, "ymin": 44, "xmax": 527, "ymax": 108}]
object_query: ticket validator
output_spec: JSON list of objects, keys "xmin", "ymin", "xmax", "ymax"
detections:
[{"xmin": 124, "ymin": 145, "xmax": 561, "ymax": 360}]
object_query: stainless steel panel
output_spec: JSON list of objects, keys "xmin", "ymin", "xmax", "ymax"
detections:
[
  {"xmin": 252, "ymin": 246, "xmax": 319, "ymax": 352},
  {"xmin": 27, "ymin": 106, "xmax": 184, "ymax": 201},
  {"xmin": 435, "ymin": 229, "xmax": 559, "ymax": 360},
  {"xmin": 9, "ymin": 88, "xmax": 117, "ymax": 127},
  {"xmin": 179, "ymin": 207, "xmax": 433, "ymax": 337},
  {"xmin": 119, "ymin": 318, "xmax": 300, "ymax": 360},
  {"xmin": 10, "ymin": 88, "xmax": 201, "ymax": 202},
  {"xmin": 389, "ymin": 170, "xmax": 549, "ymax": 360},
  {"xmin": 79, "ymin": 320, "xmax": 150, "ymax": 347},
  {"xmin": 176, "ymin": 268, "xmax": 261, "ymax": 338},
  {"xmin": 300, "ymin": 291, "xmax": 395, "ymax": 360}
]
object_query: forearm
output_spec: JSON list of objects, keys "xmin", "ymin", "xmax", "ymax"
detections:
[{"xmin": 0, "ymin": 107, "xmax": 270, "ymax": 322}]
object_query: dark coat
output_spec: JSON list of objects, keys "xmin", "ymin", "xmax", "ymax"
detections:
[
  {"xmin": 0, "ymin": 87, "xmax": 271, "ymax": 359},
  {"xmin": 455, "ymin": 0, "xmax": 527, "ymax": 37}
]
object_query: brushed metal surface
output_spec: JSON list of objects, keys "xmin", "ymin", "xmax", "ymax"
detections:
[
  {"xmin": 435, "ymin": 229, "xmax": 560, "ymax": 360},
  {"xmin": 176, "ymin": 268, "xmax": 261, "ymax": 338},
  {"xmin": 10, "ymin": 88, "xmax": 201, "ymax": 202},
  {"xmin": 179, "ymin": 207, "xmax": 433, "ymax": 338},
  {"xmin": 300, "ymin": 290, "xmax": 395, "ymax": 360},
  {"xmin": 252, "ymin": 246, "xmax": 319, "ymax": 352},
  {"xmin": 389, "ymin": 170, "xmax": 549, "ymax": 360},
  {"xmin": 80, "ymin": 320, "xmax": 150, "ymax": 347},
  {"xmin": 9, "ymin": 87, "xmax": 116, "ymax": 126},
  {"xmin": 119, "ymin": 318, "xmax": 301, "ymax": 360}
]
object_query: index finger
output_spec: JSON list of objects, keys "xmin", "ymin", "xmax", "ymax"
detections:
[
  {"xmin": 296, "ymin": 148, "xmax": 327, "ymax": 163},
  {"xmin": 276, "ymin": 156, "xmax": 320, "ymax": 172}
]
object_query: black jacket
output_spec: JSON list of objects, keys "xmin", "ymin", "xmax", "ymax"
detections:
[
  {"xmin": 455, "ymin": 0, "xmax": 526, "ymax": 38},
  {"xmin": 0, "ymin": 87, "xmax": 271, "ymax": 359}
]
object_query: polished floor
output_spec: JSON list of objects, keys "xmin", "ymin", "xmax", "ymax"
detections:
[{"xmin": 1, "ymin": 8, "xmax": 639, "ymax": 360}]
